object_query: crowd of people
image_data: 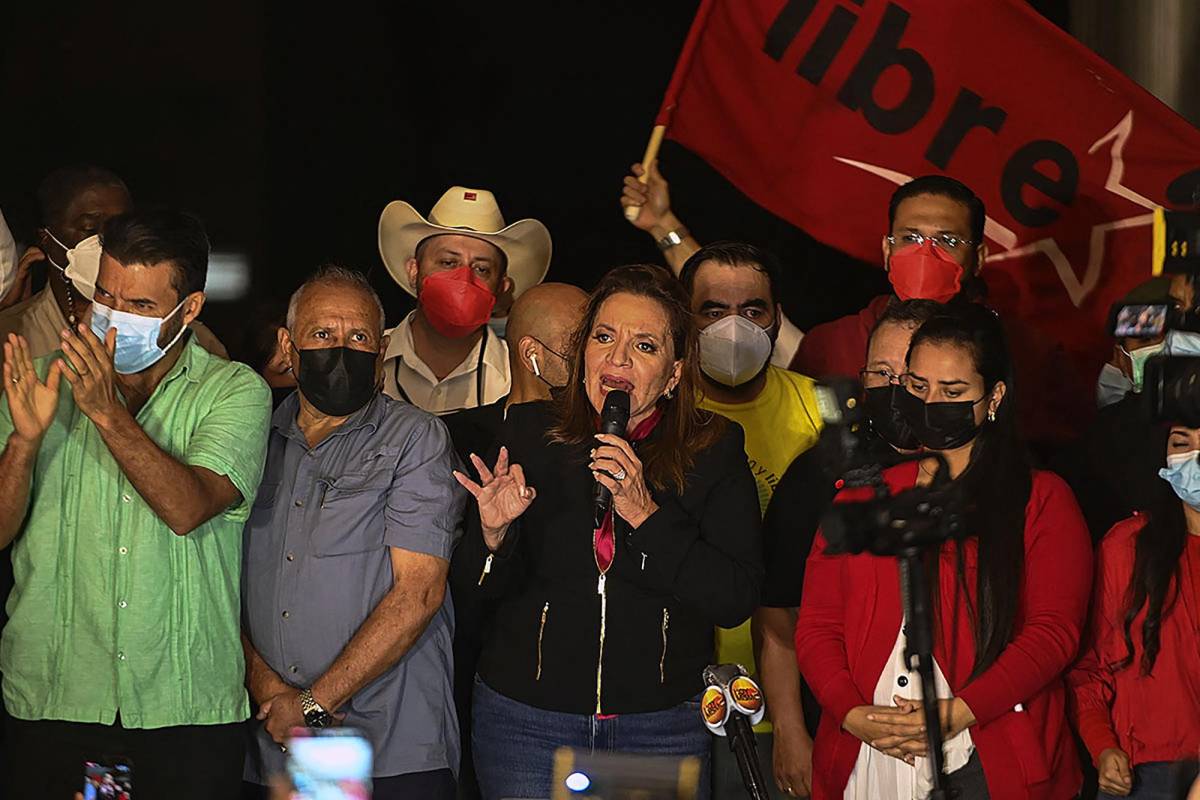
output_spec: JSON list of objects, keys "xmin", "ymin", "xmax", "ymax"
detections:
[{"xmin": 0, "ymin": 161, "xmax": 1196, "ymax": 800}]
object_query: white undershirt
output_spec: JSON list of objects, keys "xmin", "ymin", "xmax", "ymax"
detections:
[{"xmin": 843, "ymin": 618, "xmax": 974, "ymax": 800}]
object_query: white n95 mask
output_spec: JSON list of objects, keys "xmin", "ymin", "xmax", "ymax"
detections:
[
  {"xmin": 698, "ymin": 315, "xmax": 773, "ymax": 387},
  {"xmin": 45, "ymin": 231, "xmax": 102, "ymax": 300}
]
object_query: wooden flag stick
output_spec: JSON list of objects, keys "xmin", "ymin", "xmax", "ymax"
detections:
[{"xmin": 624, "ymin": 124, "xmax": 667, "ymax": 222}]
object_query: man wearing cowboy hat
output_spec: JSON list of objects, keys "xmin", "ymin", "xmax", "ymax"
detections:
[{"xmin": 378, "ymin": 187, "xmax": 552, "ymax": 415}]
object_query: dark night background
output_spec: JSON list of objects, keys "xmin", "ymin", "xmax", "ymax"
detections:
[{"xmin": 0, "ymin": 0, "xmax": 1070, "ymax": 364}]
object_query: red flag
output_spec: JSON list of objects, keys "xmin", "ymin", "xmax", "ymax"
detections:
[{"xmin": 657, "ymin": 0, "xmax": 1200, "ymax": 439}]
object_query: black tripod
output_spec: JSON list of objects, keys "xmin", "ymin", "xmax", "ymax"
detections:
[{"xmin": 898, "ymin": 545, "xmax": 950, "ymax": 800}]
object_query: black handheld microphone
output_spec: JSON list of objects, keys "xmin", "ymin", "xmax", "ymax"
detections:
[
  {"xmin": 593, "ymin": 390, "xmax": 630, "ymax": 527},
  {"xmin": 702, "ymin": 664, "xmax": 769, "ymax": 800}
]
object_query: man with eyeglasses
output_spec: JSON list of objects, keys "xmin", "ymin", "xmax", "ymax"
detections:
[
  {"xmin": 790, "ymin": 175, "xmax": 987, "ymax": 381},
  {"xmin": 620, "ymin": 169, "xmax": 985, "ymax": 381}
]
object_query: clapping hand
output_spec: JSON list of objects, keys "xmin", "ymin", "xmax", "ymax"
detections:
[
  {"xmin": 59, "ymin": 324, "xmax": 122, "ymax": 428},
  {"xmin": 3, "ymin": 333, "xmax": 61, "ymax": 445},
  {"xmin": 453, "ymin": 447, "xmax": 536, "ymax": 551}
]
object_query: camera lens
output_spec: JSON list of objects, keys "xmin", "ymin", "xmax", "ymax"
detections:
[{"xmin": 1145, "ymin": 355, "xmax": 1200, "ymax": 427}]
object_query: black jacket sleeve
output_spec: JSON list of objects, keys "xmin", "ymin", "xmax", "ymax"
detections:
[
  {"xmin": 616, "ymin": 424, "xmax": 763, "ymax": 628},
  {"xmin": 452, "ymin": 512, "xmax": 527, "ymax": 599},
  {"xmin": 447, "ymin": 421, "xmax": 529, "ymax": 601}
]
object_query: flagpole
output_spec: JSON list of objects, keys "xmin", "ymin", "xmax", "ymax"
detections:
[
  {"xmin": 624, "ymin": 0, "xmax": 718, "ymax": 223},
  {"xmin": 624, "ymin": 125, "xmax": 667, "ymax": 222}
]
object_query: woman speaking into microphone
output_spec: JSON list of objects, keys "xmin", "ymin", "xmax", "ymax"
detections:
[{"xmin": 453, "ymin": 265, "xmax": 763, "ymax": 800}]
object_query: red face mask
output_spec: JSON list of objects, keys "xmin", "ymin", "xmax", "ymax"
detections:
[
  {"xmin": 418, "ymin": 266, "xmax": 497, "ymax": 339},
  {"xmin": 887, "ymin": 240, "xmax": 964, "ymax": 303}
]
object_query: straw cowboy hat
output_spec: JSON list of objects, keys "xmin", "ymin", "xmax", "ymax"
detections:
[{"xmin": 379, "ymin": 187, "xmax": 552, "ymax": 298}]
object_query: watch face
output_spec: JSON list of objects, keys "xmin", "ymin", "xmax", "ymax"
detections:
[{"xmin": 305, "ymin": 710, "xmax": 332, "ymax": 728}]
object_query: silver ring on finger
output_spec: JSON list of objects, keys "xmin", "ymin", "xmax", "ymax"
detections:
[{"xmin": 613, "ymin": 468, "xmax": 627, "ymax": 481}]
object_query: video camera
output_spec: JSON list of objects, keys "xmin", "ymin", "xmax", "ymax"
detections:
[
  {"xmin": 1108, "ymin": 209, "xmax": 1200, "ymax": 425},
  {"xmin": 810, "ymin": 378, "xmax": 969, "ymax": 557}
]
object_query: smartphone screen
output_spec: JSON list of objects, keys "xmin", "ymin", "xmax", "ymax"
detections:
[
  {"xmin": 83, "ymin": 761, "xmax": 133, "ymax": 800},
  {"xmin": 1113, "ymin": 303, "xmax": 1168, "ymax": 338},
  {"xmin": 286, "ymin": 728, "xmax": 372, "ymax": 800}
]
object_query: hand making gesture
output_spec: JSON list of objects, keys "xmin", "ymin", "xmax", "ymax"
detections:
[{"xmin": 454, "ymin": 446, "xmax": 536, "ymax": 551}]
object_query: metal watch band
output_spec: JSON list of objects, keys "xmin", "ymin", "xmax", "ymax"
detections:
[
  {"xmin": 656, "ymin": 229, "xmax": 688, "ymax": 251},
  {"xmin": 299, "ymin": 688, "xmax": 331, "ymax": 727}
]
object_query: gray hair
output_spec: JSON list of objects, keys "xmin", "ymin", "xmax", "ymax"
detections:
[{"xmin": 286, "ymin": 264, "xmax": 386, "ymax": 335}]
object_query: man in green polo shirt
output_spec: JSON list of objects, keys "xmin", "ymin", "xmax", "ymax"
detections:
[{"xmin": 0, "ymin": 208, "xmax": 270, "ymax": 799}]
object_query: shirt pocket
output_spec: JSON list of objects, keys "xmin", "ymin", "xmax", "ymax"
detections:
[{"xmin": 313, "ymin": 469, "xmax": 392, "ymax": 556}]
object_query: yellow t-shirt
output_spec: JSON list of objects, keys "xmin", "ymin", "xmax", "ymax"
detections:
[{"xmin": 699, "ymin": 365, "xmax": 823, "ymax": 730}]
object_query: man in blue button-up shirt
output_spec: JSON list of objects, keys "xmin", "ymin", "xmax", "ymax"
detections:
[{"xmin": 241, "ymin": 266, "xmax": 467, "ymax": 800}]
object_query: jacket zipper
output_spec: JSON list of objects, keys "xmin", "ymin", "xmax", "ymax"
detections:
[
  {"xmin": 477, "ymin": 554, "xmax": 494, "ymax": 586},
  {"xmin": 594, "ymin": 539, "xmax": 613, "ymax": 714},
  {"xmin": 659, "ymin": 608, "xmax": 670, "ymax": 684},
  {"xmin": 536, "ymin": 601, "xmax": 550, "ymax": 680}
]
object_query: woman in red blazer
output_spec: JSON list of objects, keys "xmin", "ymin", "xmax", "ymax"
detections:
[
  {"xmin": 796, "ymin": 305, "xmax": 1092, "ymax": 799},
  {"xmin": 1068, "ymin": 423, "xmax": 1200, "ymax": 799}
]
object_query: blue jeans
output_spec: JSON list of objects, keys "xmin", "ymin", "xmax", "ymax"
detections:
[
  {"xmin": 472, "ymin": 676, "xmax": 711, "ymax": 800},
  {"xmin": 1098, "ymin": 760, "xmax": 1199, "ymax": 800}
]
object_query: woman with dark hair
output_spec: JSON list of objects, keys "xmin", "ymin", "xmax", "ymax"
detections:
[
  {"xmin": 453, "ymin": 264, "xmax": 763, "ymax": 800},
  {"xmin": 797, "ymin": 304, "xmax": 1091, "ymax": 799},
  {"xmin": 1069, "ymin": 424, "xmax": 1200, "ymax": 799}
]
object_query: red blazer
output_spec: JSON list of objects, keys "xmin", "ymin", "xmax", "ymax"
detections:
[
  {"xmin": 795, "ymin": 463, "xmax": 1092, "ymax": 799},
  {"xmin": 1067, "ymin": 515, "xmax": 1200, "ymax": 766}
]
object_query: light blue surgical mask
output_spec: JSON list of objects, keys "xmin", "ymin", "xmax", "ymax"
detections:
[
  {"xmin": 1096, "ymin": 363, "xmax": 1133, "ymax": 408},
  {"xmin": 1159, "ymin": 449, "xmax": 1200, "ymax": 509},
  {"xmin": 1165, "ymin": 329, "xmax": 1200, "ymax": 358},
  {"xmin": 90, "ymin": 298, "xmax": 188, "ymax": 374}
]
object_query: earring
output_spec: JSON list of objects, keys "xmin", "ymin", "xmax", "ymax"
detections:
[
  {"xmin": 664, "ymin": 387, "xmax": 674, "ymax": 400},
  {"xmin": 987, "ymin": 409, "xmax": 996, "ymax": 422}
]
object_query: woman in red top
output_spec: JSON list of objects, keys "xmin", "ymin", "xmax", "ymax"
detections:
[
  {"xmin": 1068, "ymin": 423, "xmax": 1200, "ymax": 798},
  {"xmin": 796, "ymin": 304, "xmax": 1092, "ymax": 799}
]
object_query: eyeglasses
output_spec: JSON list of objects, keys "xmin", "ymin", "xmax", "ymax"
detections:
[
  {"xmin": 886, "ymin": 232, "xmax": 975, "ymax": 251},
  {"xmin": 859, "ymin": 368, "xmax": 904, "ymax": 386}
]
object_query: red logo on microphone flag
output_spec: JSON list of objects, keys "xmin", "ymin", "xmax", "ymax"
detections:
[
  {"xmin": 653, "ymin": 0, "xmax": 1200, "ymax": 439},
  {"xmin": 702, "ymin": 685, "xmax": 729, "ymax": 728}
]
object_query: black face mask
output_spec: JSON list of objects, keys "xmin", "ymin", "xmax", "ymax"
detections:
[
  {"xmin": 863, "ymin": 384, "xmax": 922, "ymax": 451},
  {"xmin": 894, "ymin": 386, "xmax": 985, "ymax": 450},
  {"xmin": 294, "ymin": 346, "xmax": 378, "ymax": 417}
]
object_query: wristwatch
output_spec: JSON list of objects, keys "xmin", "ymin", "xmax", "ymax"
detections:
[
  {"xmin": 299, "ymin": 688, "xmax": 333, "ymax": 728},
  {"xmin": 656, "ymin": 228, "xmax": 689, "ymax": 251}
]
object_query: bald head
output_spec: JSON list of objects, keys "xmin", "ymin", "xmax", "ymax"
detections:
[
  {"xmin": 507, "ymin": 282, "xmax": 588, "ymax": 395},
  {"xmin": 508, "ymin": 283, "xmax": 587, "ymax": 350}
]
